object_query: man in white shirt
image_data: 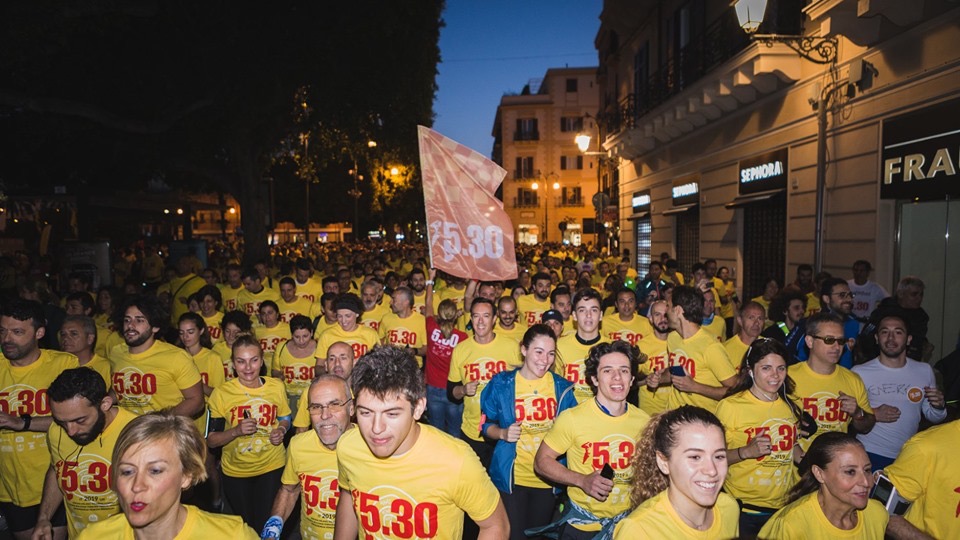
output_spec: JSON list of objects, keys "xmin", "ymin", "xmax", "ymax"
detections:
[
  {"xmin": 852, "ymin": 313, "xmax": 946, "ymax": 470},
  {"xmin": 847, "ymin": 259, "xmax": 888, "ymax": 325}
]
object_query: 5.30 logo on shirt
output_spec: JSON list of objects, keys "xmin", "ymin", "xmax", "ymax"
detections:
[
  {"xmin": 112, "ymin": 370, "xmax": 158, "ymax": 396},
  {"xmin": 0, "ymin": 384, "xmax": 49, "ymax": 416},
  {"xmin": 352, "ymin": 488, "xmax": 440, "ymax": 539}
]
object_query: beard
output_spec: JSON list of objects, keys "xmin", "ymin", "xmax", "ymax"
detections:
[
  {"xmin": 124, "ymin": 330, "xmax": 152, "ymax": 348},
  {"xmin": 70, "ymin": 409, "xmax": 107, "ymax": 446}
]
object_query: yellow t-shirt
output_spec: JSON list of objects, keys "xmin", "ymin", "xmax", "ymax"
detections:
[
  {"xmin": 337, "ymin": 424, "xmax": 502, "ymax": 539},
  {"xmin": 555, "ymin": 334, "xmax": 611, "ymax": 403},
  {"xmin": 201, "ymin": 311, "xmax": 224, "ymax": 343},
  {"xmin": 637, "ymin": 334, "xmax": 671, "ymax": 416},
  {"xmin": 48, "ymin": 407, "xmax": 137, "ymax": 537},
  {"xmin": 207, "ymin": 377, "xmax": 291, "ymax": 478},
  {"xmin": 316, "ymin": 325, "xmax": 380, "ymax": 361},
  {"xmin": 541, "ymin": 400, "xmax": 650, "ymax": 530},
  {"xmin": 448, "ymin": 335, "xmax": 522, "ymax": 441},
  {"xmin": 494, "ymin": 321, "xmax": 528, "ymax": 343},
  {"xmin": 76, "ymin": 504, "xmax": 257, "ymax": 540},
  {"xmin": 277, "ymin": 296, "xmax": 315, "ymax": 324},
  {"xmin": 294, "ymin": 276, "xmax": 323, "ymax": 304},
  {"xmin": 0, "ymin": 350, "xmax": 79, "ymax": 506},
  {"xmin": 93, "ymin": 326, "xmax": 113, "ymax": 360},
  {"xmin": 713, "ymin": 277, "xmax": 735, "ymax": 319},
  {"xmin": 614, "ymin": 490, "xmax": 740, "ymax": 539},
  {"xmin": 788, "ymin": 362, "xmax": 872, "ymax": 452},
  {"xmin": 665, "ymin": 329, "xmax": 736, "ymax": 413},
  {"xmin": 758, "ymin": 493, "xmax": 888, "ymax": 540},
  {"xmin": 254, "ymin": 322, "xmax": 291, "ymax": 374},
  {"xmin": 101, "ymin": 331, "xmax": 125, "ymax": 363},
  {"xmin": 715, "ymin": 391, "xmax": 799, "ymax": 510},
  {"xmin": 885, "ymin": 420, "xmax": 960, "ymax": 540},
  {"xmin": 237, "ymin": 286, "xmax": 281, "ymax": 321},
  {"xmin": 110, "ymin": 341, "xmax": 201, "ymax": 416},
  {"xmin": 516, "ymin": 295, "xmax": 551, "ymax": 326},
  {"xmin": 190, "ymin": 347, "xmax": 226, "ymax": 436},
  {"xmin": 292, "ymin": 391, "xmax": 311, "ymax": 430},
  {"xmin": 273, "ymin": 342, "xmax": 319, "ymax": 398},
  {"xmin": 702, "ymin": 316, "xmax": 726, "ymax": 342},
  {"xmin": 221, "ymin": 285, "xmax": 244, "ymax": 313},
  {"xmin": 412, "ymin": 290, "xmax": 427, "ymax": 316},
  {"xmin": 82, "ymin": 354, "xmax": 112, "ymax": 390},
  {"xmin": 379, "ymin": 312, "xmax": 427, "ymax": 367},
  {"xmin": 723, "ymin": 335, "xmax": 749, "ymax": 372},
  {"xmin": 360, "ymin": 303, "xmax": 391, "ymax": 333},
  {"xmin": 280, "ymin": 429, "xmax": 343, "ymax": 540},
  {"xmin": 167, "ymin": 273, "xmax": 205, "ymax": 324},
  {"xmin": 211, "ymin": 341, "xmax": 235, "ymax": 380},
  {"xmin": 805, "ymin": 292, "xmax": 821, "ymax": 318},
  {"xmin": 312, "ymin": 316, "xmax": 337, "ymax": 339},
  {"xmin": 604, "ymin": 314, "xmax": 652, "ymax": 347},
  {"xmin": 513, "ymin": 373, "xmax": 557, "ymax": 489}
]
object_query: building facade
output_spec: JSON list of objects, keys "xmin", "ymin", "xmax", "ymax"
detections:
[
  {"xmin": 493, "ymin": 67, "xmax": 602, "ymax": 245},
  {"xmin": 597, "ymin": 0, "xmax": 960, "ymax": 360}
]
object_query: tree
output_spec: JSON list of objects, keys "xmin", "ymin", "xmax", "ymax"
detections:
[{"xmin": 0, "ymin": 1, "xmax": 443, "ymax": 264}]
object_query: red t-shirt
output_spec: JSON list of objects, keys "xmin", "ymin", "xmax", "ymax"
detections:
[{"xmin": 425, "ymin": 316, "xmax": 468, "ymax": 388}]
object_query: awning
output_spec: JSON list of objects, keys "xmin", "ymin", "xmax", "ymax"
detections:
[
  {"xmin": 662, "ymin": 204, "xmax": 698, "ymax": 216},
  {"xmin": 626, "ymin": 211, "xmax": 650, "ymax": 220},
  {"xmin": 725, "ymin": 189, "xmax": 785, "ymax": 209}
]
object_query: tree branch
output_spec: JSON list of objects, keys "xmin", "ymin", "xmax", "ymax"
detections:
[{"xmin": 0, "ymin": 90, "xmax": 212, "ymax": 135}]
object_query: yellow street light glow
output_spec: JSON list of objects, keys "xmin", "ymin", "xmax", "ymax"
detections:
[
  {"xmin": 163, "ymin": 209, "xmax": 170, "ymax": 214},
  {"xmin": 390, "ymin": 167, "xmax": 399, "ymax": 176},
  {"xmin": 176, "ymin": 208, "xmax": 184, "ymax": 215}
]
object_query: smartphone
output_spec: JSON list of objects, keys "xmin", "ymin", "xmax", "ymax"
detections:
[
  {"xmin": 870, "ymin": 473, "xmax": 909, "ymax": 515},
  {"xmin": 669, "ymin": 366, "xmax": 686, "ymax": 377},
  {"xmin": 704, "ymin": 281, "xmax": 714, "ymax": 289},
  {"xmin": 600, "ymin": 463, "xmax": 614, "ymax": 480},
  {"xmin": 243, "ymin": 410, "xmax": 250, "ymax": 420}
]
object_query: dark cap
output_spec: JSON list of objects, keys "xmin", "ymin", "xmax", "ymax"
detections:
[
  {"xmin": 541, "ymin": 309, "xmax": 564, "ymax": 324},
  {"xmin": 334, "ymin": 293, "xmax": 363, "ymax": 315}
]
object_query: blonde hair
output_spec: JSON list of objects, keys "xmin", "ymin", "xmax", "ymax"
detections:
[{"xmin": 112, "ymin": 412, "xmax": 208, "ymax": 488}]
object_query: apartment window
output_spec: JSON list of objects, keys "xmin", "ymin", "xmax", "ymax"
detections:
[
  {"xmin": 562, "ymin": 187, "xmax": 583, "ymax": 206},
  {"xmin": 515, "ymin": 118, "xmax": 539, "ymax": 141},
  {"xmin": 560, "ymin": 156, "xmax": 584, "ymax": 170},
  {"xmin": 515, "ymin": 157, "xmax": 535, "ymax": 179},
  {"xmin": 560, "ymin": 117, "xmax": 584, "ymax": 133},
  {"xmin": 516, "ymin": 187, "xmax": 538, "ymax": 207},
  {"xmin": 634, "ymin": 42, "xmax": 649, "ymax": 109},
  {"xmin": 566, "ymin": 78, "xmax": 578, "ymax": 92}
]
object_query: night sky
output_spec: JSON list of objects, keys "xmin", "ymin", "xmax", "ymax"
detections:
[{"xmin": 434, "ymin": 0, "xmax": 602, "ymax": 158}]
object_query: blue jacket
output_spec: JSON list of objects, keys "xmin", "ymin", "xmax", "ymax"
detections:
[{"xmin": 480, "ymin": 369, "xmax": 578, "ymax": 494}]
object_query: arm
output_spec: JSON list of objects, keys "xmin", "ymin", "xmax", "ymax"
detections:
[
  {"xmin": 475, "ymin": 500, "xmax": 510, "ymax": 540},
  {"xmin": 463, "ymin": 279, "xmax": 479, "ymax": 313},
  {"xmin": 32, "ymin": 466, "xmax": 63, "ymax": 540},
  {"xmin": 886, "ymin": 515, "xmax": 934, "ymax": 540},
  {"xmin": 534, "ymin": 442, "xmax": 612, "ymax": 502},
  {"xmin": 0, "ymin": 412, "xmax": 54, "ymax": 433},
  {"xmin": 333, "ymin": 489, "xmax": 359, "ymax": 540},
  {"xmin": 171, "ymin": 382, "xmax": 205, "ymax": 418},
  {"xmin": 672, "ymin": 374, "xmax": 735, "ymax": 401},
  {"xmin": 262, "ymin": 483, "xmax": 300, "ymax": 539},
  {"xmin": 725, "ymin": 435, "xmax": 771, "ymax": 466},
  {"xmin": 424, "ymin": 269, "xmax": 437, "ymax": 318},
  {"xmin": 207, "ymin": 417, "xmax": 258, "ymax": 448},
  {"xmin": 849, "ymin": 408, "xmax": 876, "ymax": 434}
]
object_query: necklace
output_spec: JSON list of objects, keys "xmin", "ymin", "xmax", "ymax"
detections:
[
  {"xmin": 750, "ymin": 386, "xmax": 777, "ymax": 402},
  {"xmin": 673, "ymin": 504, "xmax": 709, "ymax": 530}
]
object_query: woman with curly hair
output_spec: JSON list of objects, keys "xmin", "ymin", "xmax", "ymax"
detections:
[{"xmin": 614, "ymin": 405, "xmax": 739, "ymax": 538}]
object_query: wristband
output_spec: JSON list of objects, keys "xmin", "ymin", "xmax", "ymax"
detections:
[
  {"xmin": 737, "ymin": 447, "xmax": 743, "ymax": 460},
  {"xmin": 19, "ymin": 414, "xmax": 31, "ymax": 432},
  {"xmin": 261, "ymin": 515, "xmax": 283, "ymax": 540},
  {"xmin": 425, "ymin": 280, "xmax": 434, "ymax": 285}
]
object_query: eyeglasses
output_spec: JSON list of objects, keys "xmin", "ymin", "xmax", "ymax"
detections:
[
  {"xmin": 831, "ymin": 292, "xmax": 855, "ymax": 299},
  {"xmin": 307, "ymin": 399, "xmax": 353, "ymax": 414},
  {"xmin": 809, "ymin": 335, "xmax": 845, "ymax": 345}
]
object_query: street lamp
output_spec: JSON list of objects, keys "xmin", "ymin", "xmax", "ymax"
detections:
[
  {"xmin": 733, "ymin": 0, "xmax": 843, "ymax": 272},
  {"xmin": 347, "ymin": 140, "xmax": 378, "ymax": 241},
  {"xmin": 531, "ymin": 172, "xmax": 559, "ymax": 243},
  {"xmin": 732, "ymin": 0, "xmax": 838, "ymax": 64},
  {"xmin": 575, "ymin": 123, "xmax": 619, "ymax": 251}
]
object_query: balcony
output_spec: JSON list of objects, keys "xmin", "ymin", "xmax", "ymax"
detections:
[
  {"xmin": 557, "ymin": 198, "xmax": 585, "ymax": 208},
  {"xmin": 513, "ymin": 130, "xmax": 540, "ymax": 142},
  {"xmin": 604, "ymin": 11, "xmax": 808, "ymax": 160},
  {"xmin": 512, "ymin": 197, "xmax": 540, "ymax": 208},
  {"xmin": 513, "ymin": 169, "xmax": 541, "ymax": 181}
]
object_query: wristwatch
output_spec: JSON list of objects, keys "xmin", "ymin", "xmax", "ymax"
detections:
[{"xmin": 18, "ymin": 414, "xmax": 31, "ymax": 432}]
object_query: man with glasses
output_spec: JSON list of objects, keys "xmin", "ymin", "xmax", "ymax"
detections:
[
  {"xmin": 292, "ymin": 341, "xmax": 356, "ymax": 434},
  {"xmin": 789, "ymin": 312, "xmax": 875, "ymax": 451},
  {"xmin": 796, "ymin": 278, "xmax": 859, "ymax": 368},
  {"xmin": 262, "ymin": 375, "xmax": 354, "ymax": 540}
]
